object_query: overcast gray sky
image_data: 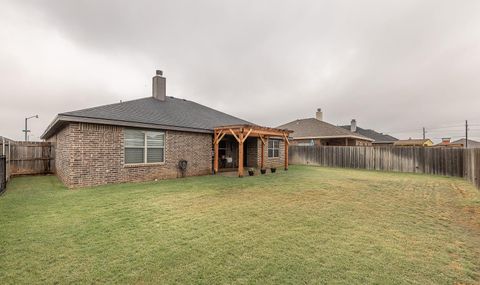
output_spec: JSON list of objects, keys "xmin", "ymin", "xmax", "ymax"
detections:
[{"xmin": 1, "ymin": 0, "xmax": 480, "ymax": 142}]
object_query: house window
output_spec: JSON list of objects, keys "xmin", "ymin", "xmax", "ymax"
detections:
[
  {"xmin": 125, "ymin": 129, "xmax": 165, "ymax": 164},
  {"xmin": 268, "ymin": 139, "xmax": 280, "ymax": 158}
]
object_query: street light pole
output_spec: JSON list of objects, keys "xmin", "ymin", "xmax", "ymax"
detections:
[{"xmin": 23, "ymin": 115, "xmax": 39, "ymax": 142}]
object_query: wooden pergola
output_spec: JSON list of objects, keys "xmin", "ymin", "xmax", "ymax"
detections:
[{"xmin": 213, "ymin": 125, "xmax": 293, "ymax": 177}]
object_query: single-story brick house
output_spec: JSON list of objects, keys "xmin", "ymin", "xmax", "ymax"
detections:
[
  {"xmin": 41, "ymin": 71, "xmax": 291, "ymax": 188},
  {"xmin": 340, "ymin": 119, "xmax": 398, "ymax": 146},
  {"xmin": 277, "ymin": 109, "xmax": 374, "ymax": 146}
]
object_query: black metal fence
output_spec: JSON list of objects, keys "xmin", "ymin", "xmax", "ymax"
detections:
[{"xmin": 0, "ymin": 155, "xmax": 6, "ymax": 194}]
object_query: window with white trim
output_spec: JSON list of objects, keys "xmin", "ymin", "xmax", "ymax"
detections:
[
  {"xmin": 268, "ymin": 139, "xmax": 280, "ymax": 158},
  {"xmin": 125, "ymin": 130, "xmax": 165, "ymax": 164}
]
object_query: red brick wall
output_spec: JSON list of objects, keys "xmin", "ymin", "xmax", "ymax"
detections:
[
  {"xmin": 246, "ymin": 138, "xmax": 258, "ymax": 167},
  {"xmin": 256, "ymin": 138, "xmax": 286, "ymax": 169},
  {"xmin": 47, "ymin": 124, "xmax": 72, "ymax": 186},
  {"xmin": 49, "ymin": 122, "xmax": 212, "ymax": 188}
]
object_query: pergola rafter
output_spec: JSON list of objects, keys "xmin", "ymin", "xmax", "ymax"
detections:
[{"xmin": 213, "ymin": 125, "xmax": 293, "ymax": 177}]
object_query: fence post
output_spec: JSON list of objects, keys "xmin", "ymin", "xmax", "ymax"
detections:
[{"xmin": 0, "ymin": 155, "xmax": 6, "ymax": 194}]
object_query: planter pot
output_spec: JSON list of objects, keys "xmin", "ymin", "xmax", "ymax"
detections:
[
  {"xmin": 270, "ymin": 168, "xmax": 277, "ymax": 173},
  {"xmin": 260, "ymin": 169, "xmax": 267, "ymax": 175},
  {"xmin": 248, "ymin": 170, "xmax": 255, "ymax": 176}
]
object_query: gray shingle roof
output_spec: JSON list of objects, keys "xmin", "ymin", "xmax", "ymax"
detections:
[
  {"xmin": 42, "ymin": 96, "xmax": 252, "ymax": 139},
  {"xmin": 277, "ymin": 118, "xmax": 374, "ymax": 141},
  {"xmin": 452, "ymin": 138, "xmax": 480, "ymax": 149},
  {"xmin": 339, "ymin": 125, "xmax": 398, "ymax": 143}
]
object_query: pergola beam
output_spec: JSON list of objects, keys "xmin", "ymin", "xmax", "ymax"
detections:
[
  {"xmin": 217, "ymin": 132, "xmax": 226, "ymax": 144},
  {"xmin": 241, "ymin": 128, "xmax": 253, "ymax": 143},
  {"xmin": 259, "ymin": 136, "xmax": 266, "ymax": 145},
  {"xmin": 214, "ymin": 130, "xmax": 223, "ymax": 144},
  {"xmin": 229, "ymin": 129, "xmax": 241, "ymax": 143},
  {"xmin": 213, "ymin": 125, "xmax": 293, "ymax": 177}
]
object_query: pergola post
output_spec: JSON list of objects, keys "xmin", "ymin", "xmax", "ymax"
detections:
[
  {"xmin": 213, "ymin": 130, "xmax": 226, "ymax": 174},
  {"xmin": 213, "ymin": 142, "xmax": 219, "ymax": 174},
  {"xmin": 284, "ymin": 135, "xmax": 289, "ymax": 171},
  {"xmin": 260, "ymin": 137, "xmax": 265, "ymax": 170},
  {"xmin": 213, "ymin": 130, "xmax": 219, "ymax": 173},
  {"xmin": 238, "ymin": 131, "xmax": 244, "ymax": 177}
]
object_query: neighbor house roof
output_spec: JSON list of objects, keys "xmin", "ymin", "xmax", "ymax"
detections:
[
  {"xmin": 433, "ymin": 142, "xmax": 464, "ymax": 148},
  {"xmin": 276, "ymin": 118, "xmax": 374, "ymax": 141},
  {"xmin": 339, "ymin": 125, "xmax": 398, "ymax": 143},
  {"xmin": 41, "ymin": 96, "xmax": 252, "ymax": 139},
  {"xmin": 393, "ymin": 139, "xmax": 433, "ymax": 146},
  {"xmin": 451, "ymin": 138, "xmax": 480, "ymax": 149}
]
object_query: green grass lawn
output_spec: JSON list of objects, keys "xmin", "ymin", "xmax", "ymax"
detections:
[{"xmin": 1, "ymin": 166, "xmax": 480, "ymax": 284}]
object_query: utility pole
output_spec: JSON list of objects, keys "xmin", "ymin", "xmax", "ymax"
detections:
[
  {"xmin": 23, "ymin": 115, "xmax": 39, "ymax": 142},
  {"xmin": 465, "ymin": 120, "xmax": 468, "ymax": 149},
  {"xmin": 422, "ymin": 127, "xmax": 426, "ymax": 140}
]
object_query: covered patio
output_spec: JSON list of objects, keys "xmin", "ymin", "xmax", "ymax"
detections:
[{"xmin": 213, "ymin": 125, "xmax": 293, "ymax": 177}]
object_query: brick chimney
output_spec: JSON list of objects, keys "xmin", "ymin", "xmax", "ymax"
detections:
[
  {"xmin": 441, "ymin": 138, "xmax": 451, "ymax": 145},
  {"xmin": 152, "ymin": 70, "xmax": 166, "ymax": 101},
  {"xmin": 350, "ymin": 119, "xmax": 357, "ymax": 132},
  {"xmin": 315, "ymin": 108, "xmax": 323, "ymax": 121}
]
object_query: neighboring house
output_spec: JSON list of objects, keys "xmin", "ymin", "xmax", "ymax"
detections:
[
  {"xmin": 42, "ymin": 70, "xmax": 291, "ymax": 188},
  {"xmin": 393, "ymin": 138, "xmax": 434, "ymax": 147},
  {"xmin": 340, "ymin": 119, "xmax": 398, "ymax": 146},
  {"xmin": 433, "ymin": 138, "xmax": 464, "ymax": 148},
  {"xmin": 450, "ymin": 138, "xmax": 480, "ymax": 149},
  {"xmin": 277, "ymin": 109, "xmax": 374, "ymax": 146}
]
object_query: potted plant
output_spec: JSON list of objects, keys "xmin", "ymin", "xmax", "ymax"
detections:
[
  {"xmin": 270, "ymin": 167, "xmax": 277, "ymax": 173},
  {"xmin": 248, "ymin": 168, "xmax": 255, "ymax": 176},
  {"xmin": 260, "ymin": 168, "xmax": 267, "ymax": 175}
]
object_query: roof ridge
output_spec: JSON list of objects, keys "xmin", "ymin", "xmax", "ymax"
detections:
[
  {"xmin": 42, "ymin": 96, "xmax": 254, "ymax": 139},
  {"xmin": 174, "ymin": 97, "xmax": 254, "ymax": 125},
  {"xmin": 277, "ymin": 118, "xmax": 374, "ymax": 141},
  {"xmin": 60, "ymin": 97, "xmax": 151, "ymax": 115}
]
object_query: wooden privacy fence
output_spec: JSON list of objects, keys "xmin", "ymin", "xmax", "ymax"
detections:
[
  {"xmin": 0, "ymin": 137, "xmax": 55, "ymax": 182},
  {"xmin": 9, "ymin": 141, "xmax": 55, "ymax": 176},
  {"xmin": 1, "ymin": 136, "xmax": 13, "ymax": 182},
  {"xmin": 0, "ymin": 155, "xmax": 6, "ymax": 194},
  {"xmin": 464, "ymin": 148, "xmax": 480, "ymax": 189},
  {"xmin": 289, "ymin": 146, "xmax": 480, "ymax": 189}
]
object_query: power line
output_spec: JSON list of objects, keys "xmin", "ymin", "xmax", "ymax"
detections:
[
  {"xmin": 388, "ymin": 126, "xmax": 480, "ymax": 134},
  {"xmin": 424, "ymin": 125, "xmax": 464, "ymax": 130},
  {"xmin": 373, "ymin": 121, "xmax": 480, "ymax": 141}
]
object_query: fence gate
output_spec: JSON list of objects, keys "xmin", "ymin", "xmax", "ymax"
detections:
[{"xmin": 0, "ymin": 155, "xmax": 6, "ymax": 194}]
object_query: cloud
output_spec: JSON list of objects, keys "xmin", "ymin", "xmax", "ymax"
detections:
[{"xmin": 1, "ymin": 0, "xmax": 480, "ymax": 141}]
